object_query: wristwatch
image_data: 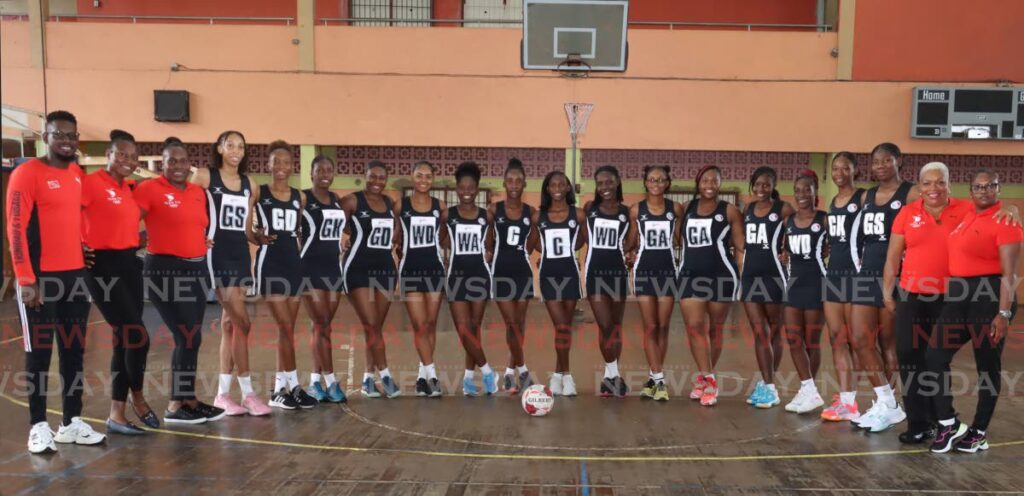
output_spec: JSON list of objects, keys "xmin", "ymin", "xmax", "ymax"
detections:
[{"xmin": 997, "ymin": 309, "xmax": 1013, "ymax": 320}]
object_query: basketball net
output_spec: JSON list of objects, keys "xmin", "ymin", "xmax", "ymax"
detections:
[{"xmin": 564, "ymin": 103, "xmax": 593, "ymax": 192}]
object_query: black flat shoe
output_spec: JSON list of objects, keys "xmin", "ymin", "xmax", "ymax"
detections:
[
  {"xmin": 130, "ymin": 398, "xmax": 161, "ymax": 429},
  {"xmin": 899, "ymin": 427, "xmax": 936, "ymax": 444},
  {"xmin": 106, "ymin": 418, "xmax": 147, "ymax": 435}
]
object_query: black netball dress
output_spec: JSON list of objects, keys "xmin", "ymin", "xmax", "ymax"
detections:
[
  {"xmin": 784, "ymin": 211, "xmax": 828, "ymax": 310},
  {"xmin": 342, "ymin": 192, "xmax": 397, "ymax": 293},
  {"xmin": 584, "ymin": 202, "xmax": 629, "ymax": 298},
  {"xmin": 206, "ymin": 168, "xmax": 252, "ymax": 288},
  {"xmin": 254, "ymin": 185, "xmax": 302, "ymax": 296},
  {"xmin": 853, "ymin": 182, "xmax": 913, "ymax": 306},
  {"xmin": 678, "ymin": 200, "xmax": 740, "ymax": 302},
  {"xmin": 490, "ymin": 201, "xmax": 535, "ymax": 300},
  {"xmin": 538, "ymin": 207, "xmax": 582, "ymax": 301},
  {"xmin": 740, "ymin": 200, "xmax": 787, "ymax": 303},
  {"xmin": 398, "ymin": 196, "xmax": 445, "ymax": 294},
  {"xmin": 446, "ymin": 206, "xmax": 491, "ymax": 302},
  {"xmin": 632, "ymin": 199, "xmax": 679, "ymax": 298},
  {"xmin": 824, "ymin": 189, "xmax": 864, "ymax": 303},
  {"xmin": 300, "ymin": 189, "xmax": 346, "ymax": 292}
]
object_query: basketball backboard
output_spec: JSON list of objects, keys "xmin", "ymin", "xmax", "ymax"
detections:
[{"xmin": 522, "ymin": 0, "xmax": 628, "ymax": 72}]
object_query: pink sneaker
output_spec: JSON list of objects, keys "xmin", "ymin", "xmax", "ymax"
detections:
[
  {"xmin": 241, "ymin": 393, "xmax": 272, "ymax": 416},
  {"xmin": 700, "ymin": 376, "xmax": 719, "ymax": 406},
  {"xmin": 214, "ymin": 393, "xmax": 247, "ymax": 416},
  {"xmin": 821, "ymin": 395, "xmax": 860, "ymax": 422},
  {"xmin": 689, "ymin": 375, "xmax": 707, "ymax": 400}
]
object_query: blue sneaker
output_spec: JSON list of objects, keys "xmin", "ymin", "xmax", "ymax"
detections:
[
  {"xmin": 747, "ymin": 381, "xmax": 765, "ymax": 405},
  {"xmin": 482, "ymin": 371, "xmax": 498, "ymax": 395},
  {"xmin": 381, "ymin": 376, "xmax": 401, "ymax": 398},
  {"xmin": 326, "ymin": 383, "xmax": 347, "ymax": 403},
  {"xmin": 362, "ymin": 377, "xmax": 381, "ymax": 398},
  {"xmin": 754, "ymin": 384, "xmax": 781, "ymax": 409},
  {"xmin": 308, "ymin": 382, "xmax": 328, "ymax": 402},
  {"xmin": 463, "ymin": 376, "xmax": 480, "ymax": 396}
]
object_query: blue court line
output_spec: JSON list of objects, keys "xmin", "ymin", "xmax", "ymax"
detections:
[{"xmin": 580, "ymin": 459, "xmax": 590, "ymax": 496}]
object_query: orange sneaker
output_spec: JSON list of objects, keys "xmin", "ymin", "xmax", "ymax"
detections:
[
  {"xmin": 689, "ymin": 375, "xmax": 707, "ymax": 400},
  {"xmin": 700, "ymin": 376, "xmax": 719, "ymax": 406},
  {"xmin": 820, "ymin": 395, "xmax": 860, "ymax": 422}
]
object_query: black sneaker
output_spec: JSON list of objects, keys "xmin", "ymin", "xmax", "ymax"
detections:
[
  {"xmin": 518, "ymin": 371, "xmax": 534, "ymax": 391},
  {"xmin": 599, "ymin": 378, "xmax": 615, "ymax": 397},
  {"xmin": 291, "ymin": 386, "xmax": 318, "ymax": 409},
  {"xmin": 898, "ymin": 427, "xmax": 936, "ymax": 444},
  {"xmin": 269, "ymin": 388, "xmax": 299, "ymax": 410},
  {"xmin": 164, "ymin": 405, "xmax": 207, "ymax": 425},
  {"xmin": 194, "ymin": 401, "xmax": 226, "ymax": 422},
  {"xmin": 641, "ymin": 379, "xmax": 656, "ymax": 399},
  {"xmin": 503, "ymin": 374, "xmax": 519, "ymax": 394},
  {"xmin": 429, "ymin": 378, "xmax": 443, "ymax": 397},
  {"xmin": 614, "ymin": 376, "xmax": 629, "ymax": 398},
  {"xmin": 416, "ymin": 378, "xmax": 432, "ymax": 397},
  {"xmin": 956, "ymin": 428, "xmax": 989, "ymax": 453},
  {"xmin": 931, "ymin": 420, "xmax": 969, "ymax": 453}
]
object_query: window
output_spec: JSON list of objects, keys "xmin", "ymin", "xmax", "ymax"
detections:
[{"xmin": 350, "ymin": 0, "xmax": 431, "ymax": 27}]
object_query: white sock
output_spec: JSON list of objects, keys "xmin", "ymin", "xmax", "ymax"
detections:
[
  {"xmin": 938, "ymin": 418, "xmax": 956, "ymax": 427},
  {"xmin": 505, "ymin": 367, "xmax": 516, "ymax": 377},
  {"xmin": 516, "ymin": 365, "xmax": 529, "ymax": 376},
  {"xmin": 481, "ymin": 364, "xmax": 493, "ymax": 376},
  {"xmin": 238, "ymin": 375, "xmax": 254, "ymax": 396},
  {"xmin": 649, "ymin": 370, "xmax": 656, "ymax": 380},
  {"xmin": 218, "ymin": 373, "xmax": 233, "ymax": 396},
  {"xmin": 426, "ymin": 363, "xmax": 437, "ymax": 380},
  {"xmin": 551, "ymin": 372, "xmax": 563, "ymax": 380},
  {"xmin": 380, "ymin": 368, "xmax": 392, "ymax": 379},
  {"xmin": 464, "ymin": 369, "xmax": 475, "ymax": 380},
  {"xmin": 274, "ymin": 372, "xmax": 288, "ymax": 392},
  {"xmin": 652, "ymin": 371, "xmax": 665, "ymax": 384},
  {"xmin": 767, "ymin": 383, "xmax": 778, "ymax": 393},
  {"xmin": 800, "ymin": 379, "xmax": 816, "ymax": 392},
  {"xmin": 840, "ymin": 391, "xmax": 856, "ymax": 405},
  {"xmin": 874, "ymin": 384, "xmax": 896, "ymax": 408},
  {"xmin": 285, "ymin": 370, "xmax": 299, "ymax": 390},
  {"xmin": 310, "ymin": 373, "xmax": 322, "ymax": 386},
  {"xmin": 363, "ymin": 372, "xmax": 374, "ymax": 382},
  {"xmin": 605, "ymin": 360, "xmax": 619, "ymax": 378},
  {"xmin": 705, "ymin": 373, "xmax": 715, "ymax": 381},
  {"xmin": 976, "ymin": 428, "xmax": 985, "ymax": 435},
  {"xmin": 418, "ymin": 363, "xmax": 426, "ymax": 379},
  {"xmin": 324, "ymin": 373, "xmax": 337, "ymax": 386}
]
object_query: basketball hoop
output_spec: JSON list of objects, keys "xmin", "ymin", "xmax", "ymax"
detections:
[
  {"xmin": 564, "ymin": 102, "xmax": 594, "ymax": 193},
  {"xmin": 556, "ymin": 54, "xmax": 592, "ymax": 79}
]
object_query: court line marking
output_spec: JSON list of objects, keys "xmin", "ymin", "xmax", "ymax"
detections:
[{"xmin": 2, "ymin": 390, "xmax": 1022, "ymax": 462}]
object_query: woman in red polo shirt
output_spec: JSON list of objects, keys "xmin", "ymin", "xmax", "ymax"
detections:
[
  {"xmin": 135, "ymin": 137, "xmax": 225, "ymax": 425},
  {"xmin": 880, "ymin": 163, "xmax": 1018, "ymax": 440},
  {"xmin": 82, "ymin": 130, "xmax": 157, "ymax": 434},
  {"xmin": 925, "ymin": 169, "xmax": 1022, "ymax": 454}
]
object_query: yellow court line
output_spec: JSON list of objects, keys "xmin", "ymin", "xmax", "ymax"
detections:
[
  {"xmin": 2, "ymin": 391, "xmax": 1021, "ymax": 462},
  {"xmin": 0, "ymin": 336, "xmax": 24, "ymax": 345}
]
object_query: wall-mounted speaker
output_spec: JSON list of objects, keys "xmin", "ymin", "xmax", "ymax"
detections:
[{"xmin": 154, "ymin": 90, "xmax": 190, "ymax": 122}]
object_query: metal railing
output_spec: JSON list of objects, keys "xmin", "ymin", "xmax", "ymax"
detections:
[{"xmin": 1, "ymin": 13, "xmax": 830, "ymax": 31}]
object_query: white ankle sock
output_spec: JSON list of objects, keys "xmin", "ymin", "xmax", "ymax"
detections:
[
  {"xmin": 363, "ymin": 372, "xmax": 374, "ymax": 382},
  {"xmin": 505, "ymin": 367, "xmax": 516, "ymax": 377},
  {"xmin": 380, "ymin": 368, "xmax": 392, "ymax": 379},
  {"xmin": 426, "ymin": 363, "xmax": 437, "ymax": 380},
  {"xmin": 238, "ymin": 375, "xmax": 254, "ymax": 396},
  {"xmin": 766, "ymin": 383, "xmax": 778, "ymax": 393},
  {"xmin": 939, "ymin": 418, "xmax": 956, "ymax": 427},
  {"xmin": 464, "ymin": 369, "xmax": 475, "ymax": 380},
  {"xmin": 310, "ymin": 373, "xmax": 322, "ymax": 386},
  {"xmin": 418, "ymin": 363, "xmax": 427, "ymax": 379},
  {"xmin": 840, "ymin": 391, "xmax": 856, "ymax": 405},
  {"xmin": 274, "ymin": 372, "xmax": 288, "ymax": 392},
  {"xmin": 605, "ymin": 360, "xmax": 619, "ymax": 378},
  {"xmin": 874, "ymin": 384, "xmax": 896, "ymax": 408},
  {"xmin": 481, "ymin": 364, "xmax": 493, "ymax": 376},
  {"xmin": 285, "ymin": 370, "xmax": 299, "ymax": 390},
  {"xmin": 516, "ymin": 365, "xmax": 529, "ymax": 375},
  {"xmin": 800, "ymin": 379, "xmax": 816, "ymax": 392},
  {"xmin": 218, "ymin": 374, "xmax": 233, "ymax": 396},
  {"xmin": 324, "ymin": 373, "xmax": 337, "ymax": 386},
  {"xmin": 652, "ymin": 372, "xmax": 665, "ymax": 384}
]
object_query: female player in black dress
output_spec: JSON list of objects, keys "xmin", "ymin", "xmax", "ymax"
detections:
[
  {"xmin": 583, "ymin": 165, "xmax": 633, "ymax": 398},
  {"xmin": 395, "ymin": 161, "xmax": 446, "ymax": 397},
  {"xmin": 626, "ymin": 165, "xmax": 682, "ymax": 401},
  {"xmin": 677, "ymin": 165, "xmax": 745, "ymax": 407},
  {"xmin": 300, "ymin": 155, "xmax": 348, "ymax": 403},
  {"xmin": 820, "ymin": 152, "xmax": 865, "ymax": 422},
  {"xmin": 191, "ymin": 130, "xmax": 268, "ymax": 416},
  {"xmin": 781, "ymin": 170, "xmax": 827, "ymax": 414},
  {"xmin": 341, "ymin": 160, "xmax": 400, "ymax": 399},
  {"xmin": 251, "ymin": 141, "xmax": 317, "ymax": 410},
  {"xmin": 489, "ymin": 159, "xmax": 537, "ymax": 394},
  {"xmin": 531, "ymin": 171, "xmax": 588, "ymax": 396},
  {"xmin": 740, "ymin": 167, "xmax": 792, "ymax": 409},
  {"xmin": 445, "ymin": 162, "xmax": 498, "ymax": 396}
]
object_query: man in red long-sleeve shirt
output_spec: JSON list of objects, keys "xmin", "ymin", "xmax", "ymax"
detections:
[{"xmin": 6, "ymin": 110, "xmax": 106, "ymax": 454}]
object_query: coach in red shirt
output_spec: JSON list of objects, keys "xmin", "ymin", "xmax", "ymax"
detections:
[
  {"xmin": 882, "ymin": 162, "xmax": 1017, "ymax": 445},
  {"xmin": 925, "ymin": 169, "xmax": 1022, "ymax": 454},
  {"xmin": 6, "ymin": 111, "xmax": 106, "ymax": 453}
]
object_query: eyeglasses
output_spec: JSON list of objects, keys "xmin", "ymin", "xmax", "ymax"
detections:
[
  {"xmin": 48, "ymin": 131, "xmax": 80, "ymax": 141},
  {"xmin": 971, "ymin": 183, "xmax": 999, "ymax": 193}
]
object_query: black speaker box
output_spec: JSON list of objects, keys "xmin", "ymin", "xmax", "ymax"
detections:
[{"xmin": 154, "ymin": 90, "xmax": 190, "ymax": 122}]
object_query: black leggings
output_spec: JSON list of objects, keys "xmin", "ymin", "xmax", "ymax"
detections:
[
  {"xmin": 926, "ymin": 276, "xmax": 1010, "ymax": 432},
  {"xmin": 86, "ymin": 249, "xmax": 150, "ymax": 402},
  {"xmin": 895, "ymin": 291, "xmax": 944, "ymax": 431},
  {"xmin": 144, "ymin": 254, "xmax": 208, "ymax": 402},
  {"xmin": 20, "ymin": 269, "xmax": 91, "ymax": 426}
]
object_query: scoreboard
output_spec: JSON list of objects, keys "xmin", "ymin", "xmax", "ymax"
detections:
[{"xmin": 912, "ymin": 86, "xmax": 1023, "ymax": 140}]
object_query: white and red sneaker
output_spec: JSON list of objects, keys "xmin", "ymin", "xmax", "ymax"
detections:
[
  {"xmin": 700, "ymin": 376, "xmax": 719, "ymax": 406},
  {"xmin": 821, "ymin": 395, "xmax": 860, "ymax": 422},
  {"xmin": 689, "ymin": 375, "xmax": 707, "ymax": 400}
]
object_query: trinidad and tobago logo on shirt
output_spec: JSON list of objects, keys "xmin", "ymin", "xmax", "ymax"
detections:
[
  {"xmin": 163, "ymin": 193, "xmax": 181, "ymax": 208},
  {"xmin": 105, "ymin": 188, "xmax": 122, "ymax": 205}
]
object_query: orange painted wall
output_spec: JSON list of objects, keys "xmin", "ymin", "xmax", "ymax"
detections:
[
  {"xmin": 853, "ymin": 0, "xmax": 1024, "ymax": 82},
  {"xmin": 3, "ymin": 21, "xmax": 1021, "ymax": 157}
]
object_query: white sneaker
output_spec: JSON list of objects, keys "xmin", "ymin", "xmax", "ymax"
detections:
[
  {"xmin": 786, "ymin": 388, "xmax": 824, "ymax": 414},
  {"xmin": 54, "ymin": 417, "xmax": 106, "ymax": 445},
  {"xmin": 859, "ymin": 402, "xmax": 905, "ymax": 433},
  {"xmin": 561, "ymin": 374, "xmax": 577, "ymax": 397},
  {"xmin": 549, "ymin": 374, "xmax": 563, "ymax": 396},
  {"xmin": 28, "ymin": 422, "xmax": 56, "ymax": 454}
]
